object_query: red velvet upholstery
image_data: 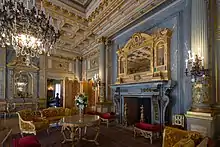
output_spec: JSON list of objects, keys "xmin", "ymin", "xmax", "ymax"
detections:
[
  {"xmin": 208, "ymin": 137, "xmax": 215, "ymax": 147},
  {"xmin": 100, "ymin": 112, "xmax": 116, "ymax": 119},
  {"xmin": 86, "ymin": 111, "xmax": 100, "ymax": 115},
  {"xmin": 13, "ymin": 136, "xmax": 41, "ymax": 147},
  {"xmin": 135, "ymin": 122, "xmax": 160, "ymax": 132}
]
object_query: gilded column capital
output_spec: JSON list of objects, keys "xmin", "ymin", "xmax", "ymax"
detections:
[
  {"xmin": 105, "ymin": 39, "xmax": 112, "ymax": 46},
  {"xmin": 96, "ymin": 36, "xmax": 106, "ymax": 44},
  {"xmin": 76, "ymin": 56, "xmax": 83, "ymax": 61}
]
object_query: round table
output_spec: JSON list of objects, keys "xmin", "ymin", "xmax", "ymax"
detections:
[{"xmin": 60, "ymin": 115, "xmax": 100, "ymax": 146}]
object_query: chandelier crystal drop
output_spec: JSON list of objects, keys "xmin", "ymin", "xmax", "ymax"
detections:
[{"xmin": 0, "ymin": 0, "xmax": 60, "ymax": 65}]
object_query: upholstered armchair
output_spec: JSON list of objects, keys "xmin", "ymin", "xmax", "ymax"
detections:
[{"xmin": 17, "ymin": 109, "xmax": 49, "ymax": 136}]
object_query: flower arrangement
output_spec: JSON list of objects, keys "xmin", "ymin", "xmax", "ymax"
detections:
[{"xmin": 75, "ymin": 93, "xmax": 88, "ymax": 110}]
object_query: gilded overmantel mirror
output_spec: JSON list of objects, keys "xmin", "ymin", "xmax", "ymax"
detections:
[{"xmin": 116, "ymin": 28, "xmax": 172, "ymax": 84}]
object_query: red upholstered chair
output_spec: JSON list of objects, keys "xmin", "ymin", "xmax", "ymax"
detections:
[
  {"xmin": 13, "ymin": 135, "xmax": 41, "ymax": 147},
  {"xmin": 99, "ymin": 112, "xmax": 116, "ymax": 128},
  {"xmin": 134, "ymin": 122, "xmax": 161, "ymax": 144}
]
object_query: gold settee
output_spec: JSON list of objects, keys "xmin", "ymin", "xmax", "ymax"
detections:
[
  {"xmin": 17, "ymin": 109, "xmax": 49, "ymax": 136},
  {"xmin": 40, "ymin": 107, "xmax": 78, "ymax": 124},
  {"xmin": 163, "ymin": 126, "xmax": 209, "ymax": 147}
]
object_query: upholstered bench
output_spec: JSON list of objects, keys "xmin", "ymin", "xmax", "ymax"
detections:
[
  {"xmin": 99, "ymin": 112, "xmax": 116, "ymax": 128},
  {"xmin": 13, "ymin": 135, "xmax": 41, "ymax": 147},
  {"xmin": 134, "ymin": 122, "xmax": 161, "ymax": 144}
]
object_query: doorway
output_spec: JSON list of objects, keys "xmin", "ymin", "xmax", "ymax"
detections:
[{"xmin": 47, "ymin": 79, "xmax": 63, "ymax": 108}]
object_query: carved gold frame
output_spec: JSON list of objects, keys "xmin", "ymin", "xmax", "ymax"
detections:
[{"xmin": 116, "ymin": 28, "xmax": 172, "ymax": 84}]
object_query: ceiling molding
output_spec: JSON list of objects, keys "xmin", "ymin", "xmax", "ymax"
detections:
[
  {"xmin": 94, "ymin": 0, "xmax": 167, "ymax": 38},
  {"xmin": 43, "ymin": 0, "xmax": 88, "ymax": 27}
]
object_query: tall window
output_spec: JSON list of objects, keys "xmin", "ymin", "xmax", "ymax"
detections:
[{"xmin": 55, "ymin": 84, "xmax": 61, "ymax": 97}]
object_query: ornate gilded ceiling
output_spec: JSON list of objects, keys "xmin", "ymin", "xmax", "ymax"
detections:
[
  {"xmin": 61, "ymin": 0, "xmax": 92, "ymax": 7},
  {"xmin": 42, "ymin": 0, "xmax": 167, "ymax": 56}
]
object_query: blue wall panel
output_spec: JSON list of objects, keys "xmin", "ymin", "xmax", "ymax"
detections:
[{"xmin": 111, "ymin": 0, "xmax": 192, "ymax": 115}]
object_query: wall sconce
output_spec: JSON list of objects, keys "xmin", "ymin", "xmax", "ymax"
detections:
[
  {"xmin": 92, "ymin": 73, "xmax": 100, "ymax": 90},
  {"xmin": 48, "ymin": 86, "xmax": 54, "ymax": 91},
  {"xmin": 185, "ymin": 50, "xmax": 209, "ymax": 82}
]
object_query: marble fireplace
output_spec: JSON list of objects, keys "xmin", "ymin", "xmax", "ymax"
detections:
[
  {"xmin": 110, "ymin": 29, "xmax": 175, "ymax": 126},
  {"xmin": 111, "ymin": 81, "xmax": 174, "ymax": 126}
]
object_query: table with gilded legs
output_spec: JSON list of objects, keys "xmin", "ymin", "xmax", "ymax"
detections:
[{"xmin": 60, "ymin": 115, "xmax": 100, "ymax": 146}]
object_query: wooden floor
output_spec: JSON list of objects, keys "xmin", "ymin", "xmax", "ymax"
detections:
[{"xmin": 1, "ymin": 118, "xmax": 162, "ymax": 147}]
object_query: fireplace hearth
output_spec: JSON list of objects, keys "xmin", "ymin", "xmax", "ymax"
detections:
[{"xmin": 124, "ymin": 97, "xmax": 151, "ymax": 125}]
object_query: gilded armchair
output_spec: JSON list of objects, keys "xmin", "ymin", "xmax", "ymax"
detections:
[{"xmin": 17, "ymin": 109, "xmax": 49, "ymax": 136}]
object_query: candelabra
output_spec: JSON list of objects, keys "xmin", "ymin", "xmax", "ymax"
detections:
[{"xmin": 185, "ymin": 51, "xmax": 209, "ymax": 82}]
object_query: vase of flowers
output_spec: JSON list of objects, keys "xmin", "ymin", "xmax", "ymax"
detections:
[{"xmin": 75, "ymin": 93, "xmax": 88, "ymax": 118}]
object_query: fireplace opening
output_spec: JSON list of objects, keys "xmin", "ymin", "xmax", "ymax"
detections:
[{"xmin": 124, "ymin": 97, "xmax": 151, "ymax": 125}]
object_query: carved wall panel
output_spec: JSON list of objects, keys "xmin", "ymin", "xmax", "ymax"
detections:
[
  {"xmin": 116, "ymin": 28, "xmax": 172, "ymax": 84},
  {"xmin": 52, "ymin": 60, "xmax": 69, "ymax": 72},
  {"xmin": 88, "ymin": 56, "xmax": 99, "ymax": 70}
]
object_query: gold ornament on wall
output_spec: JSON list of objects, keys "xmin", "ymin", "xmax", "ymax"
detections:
[{"xmin": 116, "ymin": 28, "xmax": 172, "ymax": 84}]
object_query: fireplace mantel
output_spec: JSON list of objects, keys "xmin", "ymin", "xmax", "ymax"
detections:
[{"xmin": 110, "ymin": 80, "xmax": 175, "ymax": 126}]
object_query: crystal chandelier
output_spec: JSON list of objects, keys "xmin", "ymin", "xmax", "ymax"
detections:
[{"xmin": 0, "ymin": 0, "xmax": 60, "ymax": 65}]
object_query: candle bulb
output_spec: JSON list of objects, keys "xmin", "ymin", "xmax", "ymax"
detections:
[
  {"xmin": 41, "ymin": 1, "xmax": 43, "ymax": 11},
  {"xmin": 15, "ymin": 2, "xmax": 17, "ymax": 10},
  {"xmin": 188, "ymin": 50, "xmax": 191, "ymax": 59},
  {"xmin": 202, "ymin": 57, "xmax": 204, "ymax": 67},
  {"xmin": 185, "ymin": 59, "xmax": 188, "ymax": 69}
]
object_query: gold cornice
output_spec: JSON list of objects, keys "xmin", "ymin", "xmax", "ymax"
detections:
[
  {"xmin": 43, "ymin": 0, "xmax": 88, "ymax": 27},
  {"xmin": 88, "ymin": 0, "xmax": 125, "ymax": 29},
  {"xmin": 83, "ymin": 49, "xmax": 99, "ymax": 58},
  {"xmin": 51, "ymin": 54, "xmax": 75, "ymax": 61}
]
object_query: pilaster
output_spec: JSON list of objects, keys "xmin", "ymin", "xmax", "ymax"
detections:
[
  {"xmin": 97, "ymin": 36, "xmax": 106, "ymax": 103},
  {"xmin": 75, "ymin": 56, "xmax": 82, "ymax": 81},
  {"xmin": 0, "ymin": 48, "xmax": 6, "ymax": 99},
  {"xmin": 190, "ymin": 0, "xmax": 211, "ymax": 112},
  {"xmin": 191, "ymin": 0, "xmax": 209, "ymax": 69}
]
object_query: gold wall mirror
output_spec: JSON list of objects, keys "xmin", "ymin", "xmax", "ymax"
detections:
[
  {"xmin": 14, "ymin": 71, "xmax": 33, "ymax": 98},
  {"xmin": 116, "ymin": 28, "xmax": 172, "ymax": 84}
]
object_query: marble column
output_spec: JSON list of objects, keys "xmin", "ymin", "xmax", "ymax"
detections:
[
  {"xmin": 97, "ymin": 37, "xmax": 106, "ymax": 102},
  {"xmin": 190, "ymin": 0, "xmax": 211, "ymax": 112},
  {"xmin": 39, "ymin": 55, "xmax": 47, "ymax": 99},
  {"xmin": 112, "ymin": 43, "xmax": 118, "ymax": 84},
  {"xmin": 215, "ymin": 0, "xmax": 220, "ymax": 105},
  {"xmin": 185, "ymin": 0, "xmax": 216, "ymax": 138},
  {"xmin": 75, "ymin": 56, "xmax": 82, "ymax": 81},
  {"xmin": 105, "ymin": 40, "xmax": 112, "ymax": 100}
]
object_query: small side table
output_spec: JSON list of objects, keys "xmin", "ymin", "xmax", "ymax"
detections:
[{"xmin": 0, "ymin": 128, "xmax": 12, "ymax": 147}]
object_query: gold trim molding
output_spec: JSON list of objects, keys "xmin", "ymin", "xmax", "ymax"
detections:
[{"xmin": 116, "ymin": 28, "xmax": 172, "ymax": 84}]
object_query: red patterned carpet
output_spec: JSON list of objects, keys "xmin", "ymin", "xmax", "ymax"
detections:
[{"xmin": 13, "ymin": 125, "xmax": 162, "ymax": 147}]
